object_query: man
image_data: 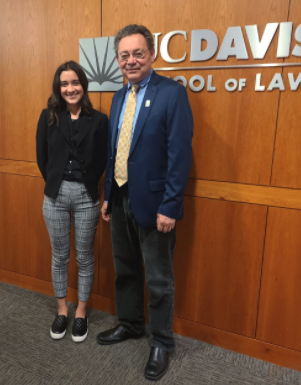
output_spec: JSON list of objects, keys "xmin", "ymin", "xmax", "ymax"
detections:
[{"xmin": 97, "ymin": 24, "xmax": 193, "ymax": 381}]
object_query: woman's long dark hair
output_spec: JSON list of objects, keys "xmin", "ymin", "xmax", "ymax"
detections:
[{"xmin": 47, "ymin": 60, "xmax": 93, "ymax": 126}]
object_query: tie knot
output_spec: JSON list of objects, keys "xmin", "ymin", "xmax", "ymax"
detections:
[{"xmin": 131, "ymin": 84, "xmax": 138, "ymax": 94}]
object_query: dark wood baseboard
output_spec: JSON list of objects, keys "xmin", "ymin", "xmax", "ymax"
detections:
[
  {"xmin": 0, "ymin": 268, "xmax": 116, "ymax": 314},
  {"xmin": 173, "ymin": 317, "xmax": 301, "ymax": 371},
  {"xmin": 1, "ymin": 268, "xmax": 301, "ymax": 372}
]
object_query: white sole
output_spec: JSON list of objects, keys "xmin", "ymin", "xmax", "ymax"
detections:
[
  {"xmin": 50, "ymin": 328, "xmax": 66, "ymax": 340},
  {"xmin": 72, "ymin": 330, "xmax": 88, "ymax": 342}
]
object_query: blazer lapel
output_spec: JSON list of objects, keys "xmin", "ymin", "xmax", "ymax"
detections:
[
  {"xmin": 111, "ymin": 85, "xmax": 128, "ymax": 154},
  {"xmin": 77, "ymin": 114, "xmax": 94, "ymax": 147},
  {"xmin": 59, "ymin": 111, "xmax": 71, "ymax": 144},
  {"xmin": 129, "ymin": 78, "xmax": 159, "ymax": 156}
]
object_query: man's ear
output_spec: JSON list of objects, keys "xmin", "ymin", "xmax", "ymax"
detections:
[{"xmin": 150, "ymin": 48, "xmax": 155, "ymax": 63}]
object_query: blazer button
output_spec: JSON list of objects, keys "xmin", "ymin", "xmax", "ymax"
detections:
[
  {"xmin": 83, "ymin": 170, "xmax": 86, "ymax": 174},
  {"xmin": 81, "ymin": 160, "xmax": 84, "ymax": 163}
]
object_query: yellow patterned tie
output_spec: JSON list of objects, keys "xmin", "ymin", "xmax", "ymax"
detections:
[{"xmin": 115, "ymin": 84, "xmax": 138, "ymax": 187}]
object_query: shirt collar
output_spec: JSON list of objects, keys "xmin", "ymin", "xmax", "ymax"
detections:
[{"xmin": 127, "ymin": 69, "xmax": 153, "ymax": 91}]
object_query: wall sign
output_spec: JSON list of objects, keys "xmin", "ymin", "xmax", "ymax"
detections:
[{"xmin": 79, "ymin": 22, "xmax": 301, "ymax": 92}]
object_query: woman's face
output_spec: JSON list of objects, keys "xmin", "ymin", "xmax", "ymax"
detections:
[{"xmin": 60, "ymin": 70, "xmax": 84, "ymax": 107}]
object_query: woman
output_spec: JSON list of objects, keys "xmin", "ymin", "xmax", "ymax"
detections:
[{"xmin": 36, "ymin": 60, "xmax": 108, "ymax": 342}]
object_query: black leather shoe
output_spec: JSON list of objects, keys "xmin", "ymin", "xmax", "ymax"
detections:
[
  {"xmin": 50, "ymin": 314, "xmax": 68, "ymax": 340},
  {"xmin": 96, "ymin": 324, "xmax": 145, "ymax": 345},
  {"xmin": 144, "ymin": 347, "xmax": 169, "ymax": 381}
]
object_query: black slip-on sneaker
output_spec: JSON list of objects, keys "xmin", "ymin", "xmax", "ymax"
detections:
[
  {"xmin": 72, "ymin": 316, "xmax": 88, "ymax": 342},
  {"xmin": 50, "ymin": 314, "xmax": 68, "ymax": 340}
]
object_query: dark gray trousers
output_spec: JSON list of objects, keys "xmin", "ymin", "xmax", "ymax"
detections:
[{"xmin": 110, "ymin": 184, "xmax": 176, "ymax": 351}]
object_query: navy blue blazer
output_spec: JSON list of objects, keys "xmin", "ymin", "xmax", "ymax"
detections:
[{"xmin": 104, "ymin": 71, "xmax": 193, "ymax": 227}]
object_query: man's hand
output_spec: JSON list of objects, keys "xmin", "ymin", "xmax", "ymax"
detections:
[
  {"xmin": 157, "ymin": 214, "xmax": 176, "ymax": 233},
  {"xmin": 101, "ymin": 202, "xmax": 111, "ymax": 222}
]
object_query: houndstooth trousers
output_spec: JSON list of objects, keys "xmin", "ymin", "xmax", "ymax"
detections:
[{"xmin": 43, "ymin": 180, "xmax": 100, "ymax": 302}]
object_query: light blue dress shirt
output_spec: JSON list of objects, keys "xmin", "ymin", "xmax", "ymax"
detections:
[{"xmin": 116, "ymin": 69, "xmax": 153, "ymax": 147}]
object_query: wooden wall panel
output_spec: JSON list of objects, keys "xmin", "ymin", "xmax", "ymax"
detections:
[
  {"xmin": 173, "ymin": 197, "xmax": 267, "ymax": 337},
  {"xmin": 98, "ymin": 221, "xmax": 115, "ymax": 298},
  {"xmin": 0, "ymin": 173, "xmax": 51, "ymax": 278},
  {"xmin": 271, "ymin": 0, "xmax": 301, "ymax": 188},
  {"xmin": 102, "ymin": 0, "xmax": 289, "ymax": 67},
  {"xmin": 271, "ymin": 70, "xmax": 301, "ymax": 189},
  {"xmin": 0, "ymin": 0, "xmax": 46, "ymax": 162},
  {"xmin": 257, "ymin": 207, "xmax": 301, "ymax": 351},
  {"xmin": 186, "ymin": 68, "xmax": 280, "ymax": 184},
  {"xmin": 101, "ymin": 0, "xmax": 289, "ymax": 185},
  {"xmin": 0, "ymin": 0, "xmax": 101, "ymax": 162},
  {"xmin": 0, "ymin": 172, "xmax": 100, "ymax": 294},
  {"xmin": 96, "ymin": 183, "xmax": 115, "ymax": 299}
]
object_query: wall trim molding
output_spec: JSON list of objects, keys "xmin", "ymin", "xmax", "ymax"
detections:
[
  {"xmin": 1, "ymin": 159, "xmax": 301, "ymax": 209},
  {"xmin": 186, "ymin": 178, "xmax": 301, "ymax": 210},
  {"xmin": 0, "ymin": 159, "xmax": 41, "ymax": 178},
  {"xmin": 1, "ymin": 160, "xmax": 301, "ymax": 209}
]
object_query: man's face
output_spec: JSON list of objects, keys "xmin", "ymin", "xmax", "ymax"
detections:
[{"xmin": 117, "ymin": 33, "xmax": 155, "ymax": 84}]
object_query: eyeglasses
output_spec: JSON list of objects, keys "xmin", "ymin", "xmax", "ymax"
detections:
[{"xmin": 117, "ymin": 49, "xmax": 149, "ymax": 62}]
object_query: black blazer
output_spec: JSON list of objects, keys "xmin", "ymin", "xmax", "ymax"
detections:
[{"xmin": 36, "ymin": 108, "xmax": 108, "ymax": 202}]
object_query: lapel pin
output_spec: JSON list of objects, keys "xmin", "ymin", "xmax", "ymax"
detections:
[{"xmin": 145, "ymin": 100, "xmax": 151, "ymax": 107}]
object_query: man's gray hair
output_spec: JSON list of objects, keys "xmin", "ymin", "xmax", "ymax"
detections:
[{"xmin": 114, "ymin": 24, "xmax": 154, "ymax": 54}]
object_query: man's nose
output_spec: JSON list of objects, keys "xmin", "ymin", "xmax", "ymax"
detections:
[{"xmin": 127, "ymin": 54, "xmax": 137, "ymax": 65}]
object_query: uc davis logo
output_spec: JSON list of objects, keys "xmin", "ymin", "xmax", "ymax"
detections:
[{"xmin": 79, "ymin": 37, "xmax": 124, "ymax": 92}]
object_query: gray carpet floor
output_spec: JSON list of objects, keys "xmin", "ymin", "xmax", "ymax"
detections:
[{"xmin": 0, "ymin": 283, "xmax": 301, "ymax": 385}]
